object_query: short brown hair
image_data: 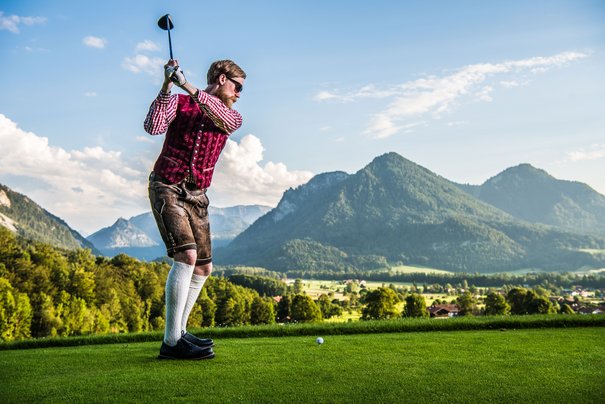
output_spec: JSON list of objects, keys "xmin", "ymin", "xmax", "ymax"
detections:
[{"xmin": 207, "ymin": 60, "xmax": 246, "ymax": 84}]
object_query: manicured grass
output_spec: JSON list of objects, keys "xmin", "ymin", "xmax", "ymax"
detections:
[
  {"xmin": 1, "ymin": 328, "xmax": 604, "ymax": 403},
  {"xmin": 2, "ymin": 314, "xmax": 604, "ymax": 350}
]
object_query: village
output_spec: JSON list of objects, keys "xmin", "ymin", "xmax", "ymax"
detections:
[{"xmin": 287, "ymin": 278, "xmax": 605, "ymax": 319}]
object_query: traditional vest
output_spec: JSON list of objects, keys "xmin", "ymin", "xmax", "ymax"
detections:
[{"xmin": 153, "ymin": 95, "xmax": 229, "ymax": 189}]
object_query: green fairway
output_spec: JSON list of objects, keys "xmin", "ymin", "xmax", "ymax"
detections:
[{"xmin": 1, "ymin": 328, "xmax": 604, "ymax": 403}]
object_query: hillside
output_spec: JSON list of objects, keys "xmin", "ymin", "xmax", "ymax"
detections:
[
  {"xmin": 457, "ymin": 164, "xmax": 605, "ymax": 235},
  {"xmin": 217, "ymin": 153, "xmax": 605, "ymax": 273},
  {"xmin": 0, "ymin": 183, "xmax": 98, "ymax": 253}
]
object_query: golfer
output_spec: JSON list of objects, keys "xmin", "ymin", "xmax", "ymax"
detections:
[{"xmin": 144, "ymin": 59, "xmax": 246, "ymax": 359}]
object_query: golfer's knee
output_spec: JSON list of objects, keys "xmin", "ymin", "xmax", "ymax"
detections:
[
  {"xmin": 195, "ymin": 262, "xmax": 212, "ymax": 276},
  {"xmin": 173, "ymin": 249, "xmax": 197, "ymax": 266}
]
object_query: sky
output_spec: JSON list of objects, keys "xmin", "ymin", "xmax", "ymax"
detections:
[{"xmin": 0, "ymin": 0, "xmax": 604, "ymax": 235}]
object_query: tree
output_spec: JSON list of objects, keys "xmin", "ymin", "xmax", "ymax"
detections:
[
  {"xmin": 484, "ymin": 292, "xmax": 510, "ymax": 316},
  {"xmin": 403, "ymin": 294, "xmax": 428, "ymax": 318},
  {"xmin": 290, "ymin": 294, "xmax": 322, "ymax": 323},
  {"xmin": 276, "ymin": 295, "xmax": 292, "ymax": 323},
  {"xmin": 198, "ymin": 289, "xmax": 217, "ymax": 327},
  {"xmin": 507, "ymin": 288, "xmax": 529, "ymax": 315},
  {"xmin": 251, "ymin": 296, "xmax": 276, "ymax": 325},
  {"xmin": 228, "ymin": 274, "xmax": 287, "ymax": 297},
  {"xmin": 456, "ymin": 291, "xmax": 477, "ymax": 316},
  {"xmin": 344, "ymin": 280, "xmax": 359, "ymax": 294},
  {"xmin": 215, "ymin": 297, "xmax": 237, "ymax": 326},
  {"xmin": 361, "ymin": 287, "xmax": 399, "ymax": 320},
  {"xmin": 525, "ymin": 291, "xmax": 557, "ymax": 314},
  {"xmin": 0, "ymin": 277, "xmax": 33, "ymax": 341},
  {"xmin": 560, "ymin": 304, "xmax": 575, "ymax": 315},
  {"xmin": 316, "ymin": 294, "xmax": 343, "ymax": 319},
  {"xmin": 292, "ymin": 279, "xmax": 304, "ymax": 294}
]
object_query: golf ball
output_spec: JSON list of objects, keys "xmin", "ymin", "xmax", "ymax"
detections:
[{"xmin": 316, "ymin": 337, "xmax": 324, "ymax": 344}]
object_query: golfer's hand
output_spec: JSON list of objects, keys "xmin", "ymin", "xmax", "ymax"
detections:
[
  {"xmin": 168, "ymin": 66, "xmax": 187, "ymax": 87},
  {"xmin": 163, "ymin": 59, "xmax": 179, "ymax": 84},
  {"xmin": 161, "ymin": 60, "xmax": 178, "ymax": 92}
]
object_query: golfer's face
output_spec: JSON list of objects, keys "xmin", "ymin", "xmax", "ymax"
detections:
[{"xmin": 218, "ymin": 75, "xmax": 244, "ymax": 108}]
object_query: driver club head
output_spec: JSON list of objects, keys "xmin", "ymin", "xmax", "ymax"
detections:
[{"xmin": 157, "ymin": 14, "xmax": 174, "ymax": 30}]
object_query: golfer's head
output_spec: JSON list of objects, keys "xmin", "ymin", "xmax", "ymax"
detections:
[{"xmin": 207, "ymin": 60, "xmax": 246, "ymax": 108}]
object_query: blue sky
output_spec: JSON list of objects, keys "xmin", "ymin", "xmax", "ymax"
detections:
[{"xmin": 0, "ymin": 0, "xmax": 604, "ymax": 234}]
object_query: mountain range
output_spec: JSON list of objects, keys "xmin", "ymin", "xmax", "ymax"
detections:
[
  {"xmin": 2, "ymin": 153, "xmax": 605, "ymax": 274},
  {"xmin": 86, "ymin": 205, "xmax": 272, "ymax": 260},
  {"xmin": 456, "ymin": 164, "xmax": 605, "ymax": 236},
  {"xmin": 216, "ymin": 153, "xmax": 605, "ymax": 273}
]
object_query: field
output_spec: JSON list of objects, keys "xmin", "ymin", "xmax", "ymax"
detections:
[
  {"xmin": 1, "ymin": 327, "xmax": 604, "ymax": 403},
  {"xmin": 386, "ymin": 264, "xmax": 454, "ymax": 275}
]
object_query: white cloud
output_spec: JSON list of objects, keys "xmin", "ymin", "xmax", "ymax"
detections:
[
  {"xmin": 500, "ymin": 80, "xmax": 520, "ymax": 88},
  {"xmin": 0, "ymin": 115, "xmax": 312, "ymax": 232},
  {"xmin": 83, "ymin": 36, "xmax": 107, "ymax": 49},
  {"xmin": 211, "ymin": 134, "xmax": 313, "ymax": 207},
  {"xmin": 122, "ymin": 40, "xmax": 165, "ymax": 78},
  {"xmin": 317, "ymin": 51, "xmax": 589, "ymax": 139},
  {"xmin": 84, "ymin": 92, "xmax": 97, "ymax": 97},
  {"xmin": 314, "ymin": 84, "xmax": 399, "ymax": 102},
  {"xmin": 135, "ymin": 135, "xmax": 156, "ymax": 144},
  {"xmin": 122, "ymin": 54, "xmax": 164, "ymax": 77},
  {"xmin": 446, "ymin": 121, "xmax": 467, "ymax": 127},
  {"xmin": 476, "ymin": 86, "xmax": 494, "ymax": 102},
  {"xmin": 314, "ymin": 91, "xmax": 343, "ymax": 102},
  {"xmin": 0, "ymin": 114, "xmax": 148, "ymax": 233},
  {"xmin": 0, "ymin": 12, "xmax": 46, "ymax": 33},
  {"xmin": 565, "ymin": 145, "xmax": 605, "ymax": 162},
  {"xmin": 135, "ymin": 40, "xmax": 160, "ymax": 52}
]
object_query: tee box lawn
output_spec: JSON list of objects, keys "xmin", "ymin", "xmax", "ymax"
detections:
[{"xmin": 1, "ymin": 327, "xmax": 604, "ymax": 403}]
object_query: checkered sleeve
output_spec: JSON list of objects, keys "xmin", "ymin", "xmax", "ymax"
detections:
[
  {"xmin": 193, "ymin": 91, "xmax": 243, "ymax": 134},
  {"xmin": 143, "ymin": 90, "xmax": 178, "ymax": 135}
]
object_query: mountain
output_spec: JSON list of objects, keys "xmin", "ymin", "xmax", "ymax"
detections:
[
  {"xmin": 216, "ymin": 153, "xmax": 605, "ymax": 273},
  {"xmin": 457, "ymin": 164, "xmax": 605, "ymax": 236},
  {"xmin": 0, "ymin": 183, "xmax": 99, "ymax": 253},
  {"xmin": 87, "ymin": 205, "xmax": 272, "ymax": 260}
]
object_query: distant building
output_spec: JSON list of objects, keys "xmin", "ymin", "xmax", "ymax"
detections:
[
  {"xmin": 428, "ymin": 304, "xmax": 460, "ymax": 318},
  {"xmin": 571, "ymin": 289, "xmax": 592, "ymax": 298},
  {"xmin": 575, "ymin": 306, "xmax": 605, "ymax": 315}
]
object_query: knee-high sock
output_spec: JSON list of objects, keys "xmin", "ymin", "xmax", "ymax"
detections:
[
  {"xmin": 164, "ymin": 261, "xmax": 195, "ymax": 346},
  {"xmin": 181, "ymin": 274, "xmax": 208, "ymax": 333}
]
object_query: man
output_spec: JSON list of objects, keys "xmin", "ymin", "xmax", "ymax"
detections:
[{"xmin": 144, "ymin": 59, "xmax": 246, "ymax": 360}]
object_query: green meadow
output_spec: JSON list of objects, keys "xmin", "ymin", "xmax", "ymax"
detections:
[{"xmin": 1, "ymin": 326, "xmax": 604, "ymax": 403}]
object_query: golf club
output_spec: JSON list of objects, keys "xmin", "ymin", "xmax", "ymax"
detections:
[{"xmin": 157, "ymin": 14, "xmax": 174, "ymax": 60}]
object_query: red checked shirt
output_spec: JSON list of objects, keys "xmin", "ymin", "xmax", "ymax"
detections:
[{"xmin": 144, "ymin": 89, "xmax": 243, "ymax": 189}]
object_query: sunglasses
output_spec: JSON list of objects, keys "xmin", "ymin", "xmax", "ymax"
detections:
[{"xmin": 226, "ymin": 76, "xmax": 243, "ymax": 93}]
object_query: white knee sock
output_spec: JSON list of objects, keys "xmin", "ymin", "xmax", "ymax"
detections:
[
  {"xmin": 181, "ymin": 274, "xmax": 208, "ymax": 333},
  {"xmin": 163, "ymin": 261, "xmax": 195, "ymax": 346}
]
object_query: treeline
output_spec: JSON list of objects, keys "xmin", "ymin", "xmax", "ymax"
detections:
[
  {"xmin": 0, "ymin": 228, "xmax": 287, "ymax": 342},
  {"xmin": 283, "ymin": 269, "xmax": 605, "ymax": 289},
  {"xmin": 0, "ymin": 228, "xmax": 350, "ymax": 342},
  {"xmin": 2, "ymin": 225, "xmax": 603, "ymax": 343},
  {"xmin": 360, "ymin": 286, "xmax": 572, "ymax": 320}
]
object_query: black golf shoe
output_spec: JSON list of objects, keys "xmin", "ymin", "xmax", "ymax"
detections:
[
  {"xmin": 182, "ymin": 332, "xmax": 214, "ymax": 348},
  {"xmin": 158, "ymin": 337, "xmax": 215, "ymax": 360}
]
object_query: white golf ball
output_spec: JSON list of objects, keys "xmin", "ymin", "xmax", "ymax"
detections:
[{"xmin": 316, "ymin": 337, "xmax": 324, "ymax": 345}]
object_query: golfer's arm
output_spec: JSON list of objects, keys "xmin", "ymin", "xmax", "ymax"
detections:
[
  {"xmin": 182, "ymin": 86, "xmax": 242, "ymax": 134},
  {"xmin": 144, "ymin": 91, "xmax": 178, "ymax": 135}
]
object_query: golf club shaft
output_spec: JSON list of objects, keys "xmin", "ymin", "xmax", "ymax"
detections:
[{"xmin": 166, "ymin": 15, "xmax": 173, "ymax": 60}]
